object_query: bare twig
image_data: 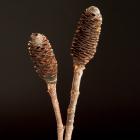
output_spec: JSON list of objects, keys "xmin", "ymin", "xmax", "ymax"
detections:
[
  {"xmin": 47, "ymin": 83, "xmax": 64, "ymax": 140},
  {"xmin": 64, "ymin": 64, "xmax": 85, "ymax": 140}
]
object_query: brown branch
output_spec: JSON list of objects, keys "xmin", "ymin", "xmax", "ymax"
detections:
[
  {"xmin": 47, "ymin": 82, "xmax": 64, "ymax": 140},
  {"xmin": 64, "ymin": 64, "xmax": 85, "ymax": 140}
]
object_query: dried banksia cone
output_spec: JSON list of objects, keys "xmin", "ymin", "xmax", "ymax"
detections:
[
  {"xmin": 28, "ymin": 33, "xmax": 57, "ymax": 83},
  {"xmin": 27, "ymin": 33, "xmax": 64, "ymax": 140},
  {"xmin": 71, "ymin": 6, "xmax": 102, "ymax": 66},
  {"xmin": 65, "ymin": 6, "xmax": 102, "ymax": 140}
]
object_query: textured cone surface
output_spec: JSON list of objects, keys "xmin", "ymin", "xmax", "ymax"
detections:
[
  {"xmin": 71, "ymin": 6, "xmax": 102, "ymax": 65},
  {"xmin": 28, "ymin": 33, "xmax": 57, "ymax": 83}
]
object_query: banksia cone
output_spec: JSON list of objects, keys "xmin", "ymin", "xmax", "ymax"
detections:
[
  {"xmin": 71, "ymin": 6, "xmax": 102, "ymax": 66},
  {"xmin": 28, "ymin": 33, "xmax": 57, "ymax": 83}
]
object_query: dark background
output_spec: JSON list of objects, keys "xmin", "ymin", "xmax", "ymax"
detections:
[{"xmin": 0, "ymin": 0, "xmax": 139, "ymax": 139}]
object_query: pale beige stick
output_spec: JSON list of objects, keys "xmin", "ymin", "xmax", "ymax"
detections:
[
  {"xmin": 47, "ymin": 82, "xmax": 64, "ymax": 140},
  {"xmin": 65, "ymin": 64, "xmax": 85, "ymax": 140}
]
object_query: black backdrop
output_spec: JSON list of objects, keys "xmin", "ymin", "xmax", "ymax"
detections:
[{"xmin": 0, "ymin": 0, "xmax": 140, "ymax": 139}]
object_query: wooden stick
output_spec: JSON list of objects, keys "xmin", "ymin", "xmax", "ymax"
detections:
[
  {"xmin": 64, "ymin": 64, "xmax": 85, "ymax": 140},
  {"xmin": 47, "ymin": 82, "xmax": 64, "ymax": 140}
]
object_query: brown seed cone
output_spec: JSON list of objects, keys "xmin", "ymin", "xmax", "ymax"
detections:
[
  {"xmin": 71, "ymin": 6, "xmax": 102, "ymax": 66},
  {"xmin": 27, "ymin": 33, "xmax": 57, "ymax": 83}
]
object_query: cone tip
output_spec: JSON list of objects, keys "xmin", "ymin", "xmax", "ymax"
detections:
[
  {"xmin": 86, "ymin": 6, "xmax": 101, "ymax": 16},
  {"xmin": 30, "ymin": 33, "xmax": 46, "ymax": 46}
]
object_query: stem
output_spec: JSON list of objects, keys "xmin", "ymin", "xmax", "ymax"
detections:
[
  {"xmin": 64, "ymin": 64, "xmax": 85, "ymax": 140},
  {"xmin": 47, "ymin": 82, "xmax": 64, "ymax": 140}
]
